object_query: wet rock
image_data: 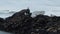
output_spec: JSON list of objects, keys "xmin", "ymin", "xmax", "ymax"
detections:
[{"xmin": 0, "ymin": 8, "xmax": 59, "ymax": 34}]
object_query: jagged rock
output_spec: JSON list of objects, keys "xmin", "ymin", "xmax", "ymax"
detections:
[
  {"xmin": 3, "ymin": 8, "xmax": 32, "ymax": 34},
  {"xmin": 0, "ymin": 18, "xmax": 5, "ymax": 30},
  {"xmin": 0, "ymin": 8, "xmax": 58, "ymax": 34}
]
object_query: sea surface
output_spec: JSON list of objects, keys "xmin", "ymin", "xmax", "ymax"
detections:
[{"xmin": 0, "ymin": 11, "xmax": 16, "ymax": 18}]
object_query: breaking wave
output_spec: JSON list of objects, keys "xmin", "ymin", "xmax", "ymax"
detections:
[{"xmin": 0, "ymin": 10, "xmax": 16, "ymax": 18}]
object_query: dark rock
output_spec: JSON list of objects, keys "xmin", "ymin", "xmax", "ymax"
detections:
[{"xmin": 0, "ymin": 8, "xmax": 59, "ymax": 34}]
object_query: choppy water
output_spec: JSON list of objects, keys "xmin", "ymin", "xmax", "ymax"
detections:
[
  {"xmin": 0, "ymin": 13, "xmax": 13, "ymax": 18},
  {"xmin": 0, "ymin": 31, "xmax": 12, "ymax": 34},
  {"xmin": 0, "ymin": 11, "xmax": 16, "ymax": 18}
]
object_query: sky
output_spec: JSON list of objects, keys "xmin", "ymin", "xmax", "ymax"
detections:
[{"xmin": 0, "ymin": 0, "xmax": 60, "ymax": 16}]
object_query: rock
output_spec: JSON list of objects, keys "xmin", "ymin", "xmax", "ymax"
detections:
[{"xmin": 0, "ymin": 8, "xmax": 59, "ymax": 34}]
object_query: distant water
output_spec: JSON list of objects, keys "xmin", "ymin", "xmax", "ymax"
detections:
[
  {"xmin": 0, "ymin": 13, "xmax": 14, "ymax": 18},
  {"xmin": 0, "ymin": 11, "xmax": 16, "ymax": 34},
  {"xmin": 0, "ymin": 31, "xmax": 12, "ymax": 34},
  {"xmin": 0, "ymin": 10, "xmax": 16, "ymax": 18}
]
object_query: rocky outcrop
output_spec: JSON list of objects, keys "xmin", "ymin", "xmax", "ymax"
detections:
[
  {"xmin": 3, "ymin": 8, "xmax": 32, "ymax": 34},
  {"xmin": 0, "ymin": 8, "xmax": 58, "ymax": 34}
]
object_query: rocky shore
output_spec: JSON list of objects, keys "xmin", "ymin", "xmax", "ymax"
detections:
[{"xmin": 0, "ymin": 8, "xmax": 58, "ymax": 34}]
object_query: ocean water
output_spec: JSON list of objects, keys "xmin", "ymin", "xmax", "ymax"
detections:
[
  {"xmin": 0, "ymin": 11, "xmax": 16, "ymax": 18},
  {"xmin": 0, "ymin": 13, "xmax": 14, "ymax": 18},
  {"xmin": 0, "ymin": 31, "xmax": 12, "ymax": 34}
]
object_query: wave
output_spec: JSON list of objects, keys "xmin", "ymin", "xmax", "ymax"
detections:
[
  {"xmin": 0, "ymin": 10, "xmax": 16, "ymax": 18},
  {"xmin": 31, "ymin": 11, "xmax": 45, "ymax": 17},
  {"xmin": 0, "ymin": 10, "xmax": 16, "ymax": 14},
  {"xmin": 0, "ymin": 31, "xmax": 11, "ymax": 34}
]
